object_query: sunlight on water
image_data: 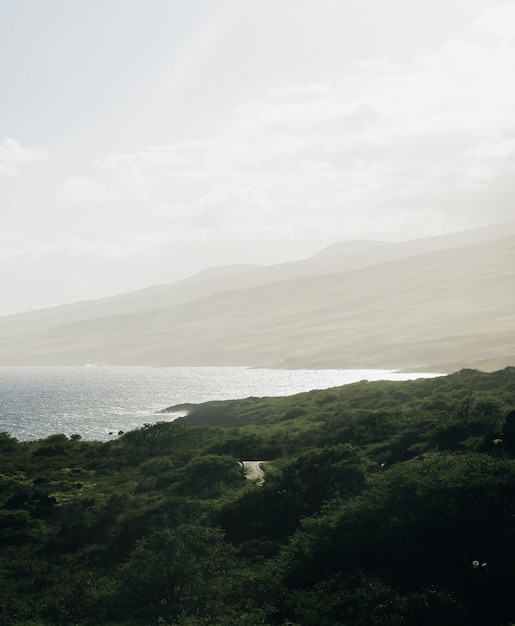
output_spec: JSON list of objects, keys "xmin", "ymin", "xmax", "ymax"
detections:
[{"xmin": 0, "ymin": 366, "xmax": 442, "ymax": 441}]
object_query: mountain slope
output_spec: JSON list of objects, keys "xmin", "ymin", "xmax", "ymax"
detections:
[
  {"xmin": 0, "ymin": 233, "xmax": 513, "ymax": 371},
  {"xmin": 2, "ymin": 221, "xmax": 514, "ymax": 343}
]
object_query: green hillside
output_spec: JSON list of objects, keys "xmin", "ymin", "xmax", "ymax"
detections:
[{"xmin": 1, "ymin": 368, "xmax": 515, "ymax": 625}]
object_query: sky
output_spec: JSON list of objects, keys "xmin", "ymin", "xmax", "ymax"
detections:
[{"xmin": 1, "ymin": 0, "xmax": 515, "ymax": 315}]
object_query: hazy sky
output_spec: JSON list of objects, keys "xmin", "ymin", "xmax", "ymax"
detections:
[{"xmin": 1, "ymin": 0, "xmax": 514, "ymax": 315}]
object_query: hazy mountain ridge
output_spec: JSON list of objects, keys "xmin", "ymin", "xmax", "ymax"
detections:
[
  {"xmin": 3, "ymin": 221, "xmax": 514, "ymax": 332},
  {"xmin": 0, "ymin": 224, "xmax": 514, "ymax": 371}
]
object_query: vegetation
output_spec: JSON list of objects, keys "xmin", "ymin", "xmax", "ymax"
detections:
[{"xmin": 1, "ymin": 367, "xmax": 515, "ymax": 625}]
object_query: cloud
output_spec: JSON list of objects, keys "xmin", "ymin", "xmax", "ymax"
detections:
[
  {"xmin": 0, "ymin": 229, "xmax": 170, "ymax": 265},
  {"xmin": 55, "ymin": 4, "xmax": 515, "ymax": 241},
  {"xmin": 471, "ymin": 3, "xmax": 515, "ymax": 39},
  {"xmin": 0, "ymin": 137, "xmax": 47, "ymax": 176},
  {"xmin": 56, "ymin": 176, "xmax": 112, "ymax": 204},
  {"xmin": 55, "ymin": 166, "xmax": 152, "ymax": 204}
]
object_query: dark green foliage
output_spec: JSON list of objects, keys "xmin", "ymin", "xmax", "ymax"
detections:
[
  {"xmin": 277, "ymin": 452, "xmax": 515, "ymax": 625},
  {"xmin": 501, "ymin": 409, "xmax": 515, "ymax": 454},
  {"xmin": 0, "ymin": 367, "xmax": 514, "ymax": 625},
  {"xmin": 175, "ymin": 454, "xmax": 245, "ymax": 498},
  {"xmin": 273, "ymin": 444, "xmax": 369, "ymax": 515}
]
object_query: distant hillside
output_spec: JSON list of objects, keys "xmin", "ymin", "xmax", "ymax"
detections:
[
  {"xmin": 2, "ymin": 221, "xmax": 514, "ymax": 339},
  {"xmin": 0, "ymin": 228, "xmax": 513, "ymax": 371}
]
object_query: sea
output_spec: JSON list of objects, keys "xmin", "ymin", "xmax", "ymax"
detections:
[{"xmin": 0, "ymin": 366, "xmax": 442, "ymax": 441}]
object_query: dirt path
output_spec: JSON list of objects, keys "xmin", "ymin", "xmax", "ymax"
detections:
[{"xmin": 242, "ymin": 460, "xmax": 267, "ymax": 483}]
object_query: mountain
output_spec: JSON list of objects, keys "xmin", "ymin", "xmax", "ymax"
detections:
[
  {"xmin": 3, "ymin": 221, "xmax": 515, "ymax": 335},
  {"xmin": 0, "ymin": 224, "xmax": 514, "ymax": 372}
]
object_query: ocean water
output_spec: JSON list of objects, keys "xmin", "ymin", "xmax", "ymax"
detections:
[{"xmin": 0, "ymin": 366, "xmax": 442, "ymax": 441}]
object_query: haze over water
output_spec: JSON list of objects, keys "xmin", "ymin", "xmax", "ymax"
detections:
[{"xmin": 0, "ymin": 366, "xmax": 441, "ymax": 441}]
